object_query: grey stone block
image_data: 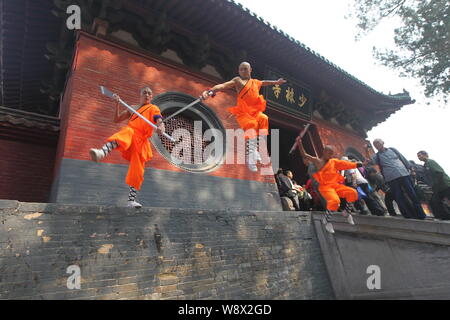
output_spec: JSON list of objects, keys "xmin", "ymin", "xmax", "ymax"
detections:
[
  {"xmin": 313, "ymin": 212, "xmax": 450, "ymax": 300},
  {"xmin": 0, "ymin": 200, "xmax": 19, "ymax": 209}
]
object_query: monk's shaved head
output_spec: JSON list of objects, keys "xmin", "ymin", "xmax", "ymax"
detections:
[
  {"xmin": 238, "ymin": 62, "xmax": 252, "ymax": 80},
  {"xmin": 140, "ymin": 86, "xmax": 152, "ymax": 95},
  {"xmin": 324, "ymin": 145, "xmax": 334, "ymax": 152},
  {"xmin": 239, "ymin": 61, "xmax": 251, "ymax": 68},
  {"xmin": 140, "ymin": 86, "xmax": 153, "ymax": 104},
  {"xmin": 322, "ymin": 145, "xmax": 335, "ymax": 161}
]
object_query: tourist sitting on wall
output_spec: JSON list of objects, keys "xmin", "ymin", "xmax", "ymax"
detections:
[
  {"xmin": 292, "ymin": 180, "xmax": 313, "ymax": 211},
  {"xmin": 274, "ymin": 168, "xmax": 284, "ymax": 189},
  {"xmin": 277, "ymin": 170, "xmax": 302, "ymax": 211},
  {"xmin": 417, "ymin": 151, "xmax": 450, "ymax": 220}
]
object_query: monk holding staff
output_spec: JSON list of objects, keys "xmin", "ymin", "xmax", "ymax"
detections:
[{"xmin": 201, "ymin": 62, "xmax": 286, "ymax": 172}]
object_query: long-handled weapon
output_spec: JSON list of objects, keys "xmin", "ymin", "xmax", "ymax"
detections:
[
  {"xmin": 162, "ymin": 90, "xmax": 216, "ymax": 123},
  {"xmin": 100, "ymin": 86, "xmax": 175, "ymax": 142},
  {"xmin": 289, "ymin": 124, "xmax": 311, "ymax": 154}
]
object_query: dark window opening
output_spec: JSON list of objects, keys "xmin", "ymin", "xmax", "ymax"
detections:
[{"xmin": 268, "ymin": 121, "xmax": 322, "ymax": 187}]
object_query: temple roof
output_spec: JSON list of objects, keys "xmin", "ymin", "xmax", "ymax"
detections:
[
  {"xmin": 0, "ymin": 0, "xmax": 62, "ymax": 116},
  {"xmin": 227, "ymin": 0, "xmax": 414, "ymax": 103},
  {"xmin": 0, "ymin": 107, "xmax": 60, "ymax": 132},
  {"xmin": 0, "ymin": 0, "xmax": 415, "ymax": 132}
]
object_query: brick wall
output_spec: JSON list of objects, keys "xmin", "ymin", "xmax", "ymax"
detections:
[
  {"xmin": 0, "ymin": 201, "xmax": 334, "ymax": 300},
  {"xmin": 314, "ymin": 118, "xmax": 368, "ymax": 158},
  {"xmin": 0, "ymin": 139, "xmax": 56, "ymax": 202},
  {"xmin": 50, "ymin": 33, "xmax": 280, "ymax": 208}
]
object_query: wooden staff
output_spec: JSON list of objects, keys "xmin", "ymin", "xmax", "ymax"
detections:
[
  {"xmin": 100, "ymin": 86, "xmax": 175, "ymax": 142},
  {"xmin": 289, "ymin": 124, "xmax": 311, "ymax": 154},
  {"xmin": 162, "ymin": 90, "xmax": 215, "ymax": 123}
]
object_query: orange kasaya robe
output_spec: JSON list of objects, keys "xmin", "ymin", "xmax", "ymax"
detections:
[
  {"xmin": 227, "ymin": 78, "xmax": 269, "ymax": 140},
  {"xmin": 313, "ymin": 159, "xmax": 358, "ymax": 211},
  {"xmin": 106, "ymin": 104, "xmax": 162, "ymax": 190}
]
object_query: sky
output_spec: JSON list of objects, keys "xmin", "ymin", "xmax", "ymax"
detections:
[{"xmin": 235, "ymin": 0, "xmax": 450, "ymax": 173}]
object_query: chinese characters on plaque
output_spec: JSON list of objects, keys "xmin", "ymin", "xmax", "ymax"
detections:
[{"xmin": 263, "ymin": 69, "xmax": 312, "ymax": 120}]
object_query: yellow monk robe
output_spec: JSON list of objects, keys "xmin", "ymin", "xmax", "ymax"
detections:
[
  {"xmin": 313, "ymin": 159, "xmax": 358, "ymax": 211},
  {"xmin": 107, "ymin": 104, "xmax": 162, "ymax": 190},
  {"xmin": 227, "ymin": 79, "xmax": 269, "ymax": 140}
]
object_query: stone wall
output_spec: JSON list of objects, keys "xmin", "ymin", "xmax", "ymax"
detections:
[
  {"xmin": 313, "ymin": 213, "xmax": 450, "ymax": 299},
  {"xmin": 0, "ymin": 201, "xmax": 333, "ymax": 300}
]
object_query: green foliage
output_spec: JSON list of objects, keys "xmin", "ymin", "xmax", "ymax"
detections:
[{"xmin": 348, "ymin": 0, "xmax": 449, "ymax": 102}]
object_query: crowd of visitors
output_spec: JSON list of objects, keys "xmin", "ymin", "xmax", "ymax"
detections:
[{"xmin": 275, "ymin": 138, "xmax": 450, "ymax": 221}]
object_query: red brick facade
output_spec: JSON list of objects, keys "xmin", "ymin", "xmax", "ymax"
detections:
[
  {"xmin": 314, "ymin": 118, "xmax": 369, "ymax": 159},
  {"xmin": 60, "ymin": 33, "xmax": 275, "ymax": 184},
  {"xmin": 1, "ymin": 33, "xmax": 372, "ymax": 204}
]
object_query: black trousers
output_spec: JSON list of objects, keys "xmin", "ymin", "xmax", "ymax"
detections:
[
  {"xmin": 359, "ymin": 183, "xmax": 385, "ymax": 216},
  {"xmin": 430, "ymin": 187, "xmax": 450, "ymax": 220},
  {"xmin": 388, "ymin": 176, "xmax": 426, "ymax": 219},
  {"xmin": 384, "ymin": 190, "xmax": 397, "ymax": 216}
]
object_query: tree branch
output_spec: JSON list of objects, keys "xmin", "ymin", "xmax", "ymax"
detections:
[{"xmin": 380, "ymin": 0, "xmax": 408, "ymax": 19}]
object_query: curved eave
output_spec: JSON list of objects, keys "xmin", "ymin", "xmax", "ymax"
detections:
[{"xmin": 224, "ymin": 0, "xmax": 413, "ymax": 105}]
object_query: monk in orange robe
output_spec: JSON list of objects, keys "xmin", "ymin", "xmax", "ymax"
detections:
[
  {"xmin": 296, "ymin": 136, "xmax": 362, "ymax": 232},
  {"xmin": 201, "ymin": 62, "xmax": 286, "ymax": 172},
  {"xmin": 89, "ymin": 86, "xmax": 165, "ymax": 208}
]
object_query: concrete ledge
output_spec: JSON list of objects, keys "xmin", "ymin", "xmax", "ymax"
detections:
[
  {"xmin": 6, "ymin": 201, "xmax": 308, "ymax": 217},
  {"xmin": 313, "ymin": 213, "xmax": 450, "ymax": 245},
  {"xmin": 351, "ymin": 285, "xmax": 450, "ymax": 300},
  {"xmin": 0, "ymin": 200, "xmax": 19, "ymax": 209},
  {"xmin": 313, "ymin": 212, "xmax": 450, "ymax": 300}
]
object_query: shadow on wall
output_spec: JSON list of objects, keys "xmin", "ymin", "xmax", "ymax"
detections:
[{"xmin": 52, "ymin": 158, "xmax": 282, "ymax": 211}]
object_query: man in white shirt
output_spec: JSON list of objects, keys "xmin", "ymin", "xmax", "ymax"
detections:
[{"xmin": 343, "ymin": 157, "xmax": 385, "ymax": 216}]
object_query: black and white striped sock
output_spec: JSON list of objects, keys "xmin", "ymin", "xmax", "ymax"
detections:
[
  {"xmin": 101, "ymin": 141, "xmax": 119, "ymax": 157},
  {"xmin": 128, "ymin": 186, "xmax": 138, "ymax": 202}
]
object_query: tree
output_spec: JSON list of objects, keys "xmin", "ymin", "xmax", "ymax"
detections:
[{"xmin": 348, "ymin": 0, "xmax": 449, "ymax": 102}]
